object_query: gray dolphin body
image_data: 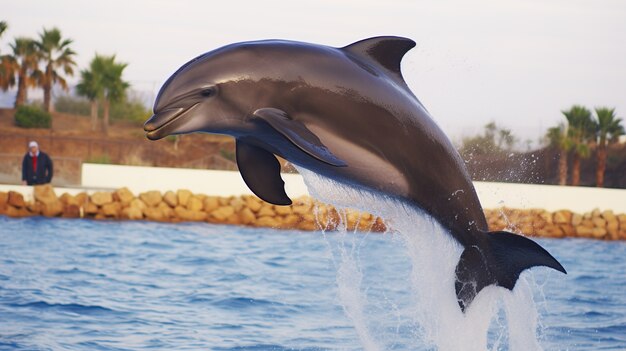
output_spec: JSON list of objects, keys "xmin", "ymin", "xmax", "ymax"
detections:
[{"xmin": 144, "ymin": 37, "xmax": 565, "ymax": 311}]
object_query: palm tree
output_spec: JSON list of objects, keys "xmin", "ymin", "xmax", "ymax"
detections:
[
  {"xmin": 76, "ymin": 54, "xmax": 129, "ymax": 134},
  {"xmin": 99, "ymin": 55, "xmax": 129, "ymax": 135},
  {"xmin": 76, "ymin": 66, "xmax": 101, "ymax": 131},
  {"xmin": 5, "ymin": 37, "xmax": 41, "ymax": 107},
  {"xmin": 562, "ymin": 105, "xmax": 595, "ymax": 186},
  {"xmin": 594, "ymin": 107, "xmax": 625, "ymax": 187},
  {"xmin": 546, "ymin": 123, "xmax": 571, "ymax": 185},
  {"xmin": 0, "ymin": 21, "xmax": 13, "ymax": 90},
  {"xmin": 36, "ymin": 27, "xmax": 77, "ymax": 112}
]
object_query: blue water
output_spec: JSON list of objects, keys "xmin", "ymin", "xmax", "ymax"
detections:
[{"xmin": 0, "ymin": 216, "xmax": 625, "ymax": 350}]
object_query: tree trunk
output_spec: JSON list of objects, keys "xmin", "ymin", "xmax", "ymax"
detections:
[
  {"xmin": 571, "ymin": 153, "xmax": 581, "ymax": 186},
  {"xmin": 43, "ymin": 66, "xmax": 52, "ymax": 112},
  {"xmin": 43, "ymin": 83, "xmax": 52, "ymax": 112},
  {"xmin": 14, "ymin": 68, "xmax": 28, "ymax": 107},
  {"xmin": 102, "ymin": 98, "xmax": 110, "ymax": 135},
  {"xmin": 596, "ymin": 143, "xmax": 607, "ymax": 188},
  {"xmin": 558, "ymin": 149, "xmax": 567, "ymax": 185},
  {"xmin": 90, "ymin": 100, "xmax": 99, "ymax": 131}
]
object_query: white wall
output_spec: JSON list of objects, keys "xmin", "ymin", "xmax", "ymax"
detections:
[
  {"xmin": 81, "ymin": 164, "xmax": 309, "ymax": 199},
  {"xmin": 3, "ymin": 163, "xmax": 624, "ymax": 214}
]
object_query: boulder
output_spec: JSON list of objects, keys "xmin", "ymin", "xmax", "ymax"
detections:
[
  {"xmin": 255, "ymin": 216, "xmax": 281, "ymax": 228},
  {"xmin": 59, "ymin": 193, "xmax": 79, "ymax": 206},
  {"xmin": 239, "ymin": 207, "xmax": 256, "ymax": 225},
  {"xmin": 203, "ymin": 196, "xmax": 220, "ymax": 212},
  {"xmin": 83, "ymin": 202, "xmax": 99, "ymax": 215},
  {"xmin": 6, "ymin": 205, "xmax": 31, "ymax": 218},
  {"xmin": 91, "ymin": 192, "xmax": 113, "ymax": 206},
  {"xmin": 224, "ymin": 214, "xmax": 241, "ymax": 225},
  {"xmin": 219, "ymin": 196, "xmax": 231, "ymax": 206},
  {"xmin": 257, "ymin": 205, "xmax": 276, "ymax": 217},
  {"xmin": 245, "ymin": 196, "xmax": 263, "ymax": 212},
  {"xmin": 62, "ymin": 204, "xmax": 81, "ymax": 218},
  {"xmin": 177, "ymin": 189, "xmax": 192, "ymax": 207},
  {"xmin": 210, "ymin": 206, "xmax": 235, "ymax": 221},
  {"xmin": 174, "ymin": 206, "xmax": 207, "ymax": 221},
  {"xmin": 42, "ymin": 200, "xmax": 64, "ymax": 217},
  {"xmin": 292, "ymin": 203, "xmax": 312, "ymax": 215},
  {"xmin": 140, "ymin": 191, "xmax": 162, "ymax": 207},
  {"xmin": 372, "ymin": 217, "xmax": 387, "ymax": 232},
  {"xmin": 121, "ymin": 206, "xmax": 143, "ymax": 220},
  {"xmin": 282, "ymin": 214, "xmax": 302, "ymax": 228},
  {"xmin": 559, "ymin": 224, "xmax": 576, "ymax": 237},
  {"xmin": 163, "ymin": 191, "xmax": 178, "ymax": 207},
  {"xmin": 114, "ymin": 187, "xmax": 135, "ymax": 205},
  {"xmin": 575, "ymin": 226, "xmax": 593, "ymax": 237},
  {"xmin": 520, "ymin": 224, "xmax": 534, "ymax": 236},
  {"xmin": 229, "ymin": 197, "xmax": 246, "ymax": 212},
  {"xmin": 158, "ymin": 201, "xmax": 174, "ymax": 219},
  {"xmin": 187, "ymin": 196, "xmax": 203, "ymax": 211},
  {"xmin": 144, "ymin": 207, "xmax": 166, "ymax": 221},
  {"xmin": 193, "ymin": 210, "xmax": 209, "ymax": 222},
  {"xmin": 553, "ymin": 210, "xmax": 572, "ymax": 224},
  {"xmin": 274, "ymin": 205, "xmax": 292, "ymax": 216},
  {"xmin": 0, "ymin": 192, "xmax": 7, "ymax": 207},
  {"xmin": 592, "ymin": 217, "xmax": 607, "ymax": 228},
  {"xmin": 75, "ymin": 192, "xmax": 89, "ymax": 205},
  {"xmin": 130, "ymin": 198, "xmax": 147, "ymax": 212},
  {"xmin": 102, "ymin": 202, "xmax": 122, "ymax": 218},
  {"xmin": 591, "ymin": 227, "xmax": 607, "ymax": 239},
  {"xmin": 8, "ymin": 191, "xmax": 25, "ymax": 208},
  {"xmin": 607, "ymin": 221, "xmax": 619, "ymax": 240},
  {"xmin": 27, "ymin": 201, "xmax": 43, "ymax": 215},
  {"xmin": 571, "ymin": 213, "xmax": 583, "ymax": 226},
  {"xmin": 34, "ymin": 184, "xmax": 58, "ymax": 206}
]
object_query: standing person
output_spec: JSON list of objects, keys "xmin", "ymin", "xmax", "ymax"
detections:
[{"xmin": 21, "ymin": 141, "xmax": 53, "ymax": 185}]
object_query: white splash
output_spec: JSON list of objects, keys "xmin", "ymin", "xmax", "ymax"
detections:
[{"xmin": 297, "ymin": 167, "xmax": 543, "ymax": 351}]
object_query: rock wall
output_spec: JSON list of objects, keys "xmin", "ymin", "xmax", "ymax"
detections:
[{"xmin": 1, "ymin": 185, "xmax": 625, "ymax": 240}]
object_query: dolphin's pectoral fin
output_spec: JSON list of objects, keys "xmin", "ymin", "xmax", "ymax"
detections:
[
  {"xmin": 235, "ymin": 139, "xmax": 292, "ymax": 206},
  {"xmin": 253, "ymin": 108, "xmax": 347, "ymax": 167},
  {"xmin": 455, "ymin": 231, "xmax": 566, "ymax": 312}
]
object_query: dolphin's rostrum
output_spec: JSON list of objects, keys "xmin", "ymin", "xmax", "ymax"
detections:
[{"xmin": 144, "ymin": 36, "xmax": 566, "ymax": 311}]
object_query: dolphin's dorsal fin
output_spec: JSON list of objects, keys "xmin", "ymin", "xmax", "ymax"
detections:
[{"xmin": 342, "ymin": 36, "xmax": 416, "ymax": 86}]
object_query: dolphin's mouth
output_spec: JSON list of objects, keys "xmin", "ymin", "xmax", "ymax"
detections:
[{"xmin": 143, "ymin": 103, "xmax": 199, "ymax": 140}]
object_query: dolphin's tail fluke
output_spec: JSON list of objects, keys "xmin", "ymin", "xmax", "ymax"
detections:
[{"xmin": 454, "ymin": 231, "xmax": 566, "ymax": 312}]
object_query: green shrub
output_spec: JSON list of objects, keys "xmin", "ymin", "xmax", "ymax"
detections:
[
  {"xmin": 55, "ymin": 92, "xmax": 151, "ymax": 124},
  {"xmin": 14, "ymin": 105, "xmax": 52, "ymax": 128},
  {"xmin": 54, "ymin": 95, "xmax": 91, "ymax": 116},
  {"xmin": 110, "ymin": 98, "xmax": 151, "ymax": 124},
  {"xmin": 86, "ymin": 154, "xmax": 111, "ymax": 164}
]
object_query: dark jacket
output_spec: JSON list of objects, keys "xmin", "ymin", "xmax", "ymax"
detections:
[{"xmin": 22, "ymin": 151, "xmax": 53, "ymax": 185}]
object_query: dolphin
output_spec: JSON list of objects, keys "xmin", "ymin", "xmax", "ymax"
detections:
[{"xmin": 144, "ymin": 36, "xmax": 566, "ymax": 311}]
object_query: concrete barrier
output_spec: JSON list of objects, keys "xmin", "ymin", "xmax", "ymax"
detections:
[{"xmin": 81, "ymin": 163, "xmax": 308, "ymax": 198}]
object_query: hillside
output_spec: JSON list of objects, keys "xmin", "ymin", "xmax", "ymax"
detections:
[{"xmin": 0, "ymin": 108, "xmax": 237, "ymax": 186}]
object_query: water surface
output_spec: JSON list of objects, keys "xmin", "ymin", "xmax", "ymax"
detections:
[{"xmin": 0, "ymin": 217, "xmax": 625, "ymax": 350}]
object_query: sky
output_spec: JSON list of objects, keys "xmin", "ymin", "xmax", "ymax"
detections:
[{"xmin": 3, "ymin": 0, "xmax": 625, "ymax": 146}]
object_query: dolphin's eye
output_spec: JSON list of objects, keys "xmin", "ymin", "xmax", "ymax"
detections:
[{"xmin": 200, "ymin": 87, "xmax": 215, "ymax": 97}]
